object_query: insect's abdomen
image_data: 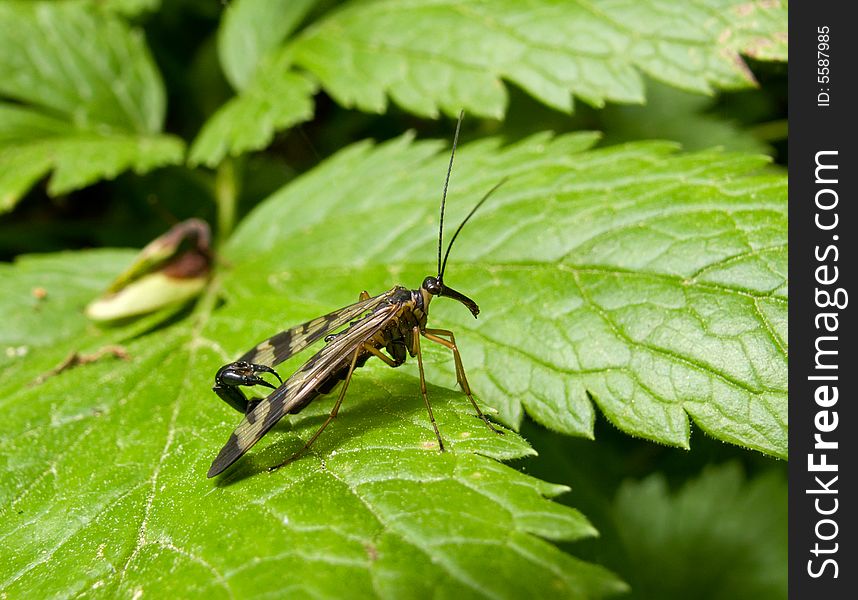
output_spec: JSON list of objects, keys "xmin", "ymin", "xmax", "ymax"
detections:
[
  {"xmin": 286, "ymin": 350, "xmax": 373, "ymax": 415},
  {"xmin": 315, "ymin": 353, "xmax": 372, "ymax": 395}
]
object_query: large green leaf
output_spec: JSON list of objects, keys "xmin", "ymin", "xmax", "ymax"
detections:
[
  {"xmin": 0, "ymin": 132, "xmax": 784, "ymax": 597},
  {"xmin": 0, "ymin": 325, "xmax": 620, "ymax": 598},
  {"xmin": 291, "ymin": 0, "xmax": 788, "ymax": 117},
  {"xmin": 0, "ymin": 2, "xmax": 184, "ymax": 211},
  {"xmin": 191, "ymin": 0, "xmax": 787, "ymax": 165}
]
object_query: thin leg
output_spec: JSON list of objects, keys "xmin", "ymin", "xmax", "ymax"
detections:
[
  {"xmin": 268, "ymin": 345, "xmax": 362, "ymax": 471},
  {"xmin": 363, "ymin": 344, "xmax": 404, "ymax": 368},
  {"xmin": 423, "ymin": 328, "xmax": 504, "ymax": 436},
  {"xmin": 413, "ymin": 326, "xmax": 445, "ymax": 452}
]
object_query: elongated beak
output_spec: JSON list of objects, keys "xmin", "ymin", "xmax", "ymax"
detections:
[{"xmin": 440, "ymin": 284, "xmax": 480, "ymax": 318}]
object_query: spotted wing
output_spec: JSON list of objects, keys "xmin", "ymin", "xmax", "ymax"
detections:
[
  {"xmin": 208, "ymin": 299, "xmax": 404, "ymax": 477},
  {"xmin": 237, "ymin": 290, "xmax": 393, "ymax": 368}
]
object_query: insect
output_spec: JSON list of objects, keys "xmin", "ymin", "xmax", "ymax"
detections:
[{"xmin": 208, "ymin": 112, "xmax": 505, "ymax": 478}]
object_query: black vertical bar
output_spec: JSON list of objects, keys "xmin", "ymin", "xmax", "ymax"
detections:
[{"xmin": 789, "ymin": 2, "xmax": 856, "ymax": 597}]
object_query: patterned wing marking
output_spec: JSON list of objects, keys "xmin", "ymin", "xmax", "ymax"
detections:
[
  {"xmin": 208, "ymin": 299, "xmax": 404, "ymax": 477},
  {"xmin": 239, "ymin": 290, "xmax": 393, "ymax": 367}
]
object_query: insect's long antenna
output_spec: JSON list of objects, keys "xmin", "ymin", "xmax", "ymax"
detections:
[
  {"xmin": 438, "ymin": 110, "xmax": 465, "ymax": 276},
  {"xmin": 439, "ymin": 177, "xmax": 509, "ymax": 280}
]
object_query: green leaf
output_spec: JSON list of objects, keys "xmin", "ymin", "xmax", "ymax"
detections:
[
  {"xmin": 720, "ymin": 0, "xmax": 789, "ymax": 62},
  {"xmin": 0, "ymin": 2, "xmax": 184, "ymax": 210},
  {"xmin": 289, "ymin": 0, "xmax": 788, "ymax": 118},
  {"xmin": 188, "ymin": 50, "xmax": 317, "ymax": 167},
  {"xmin": 196, "ymin": 0, "xmax": 787, "ymax": 165},
  {"xmin": 218, "ymin": 0, "xmax": 318, "ymax": 91},
  {"xmin": 0, "ymin": 250, "xmax": 135, "ymax": 350},
  {"xmin": 0, "ymin": 132, "xmax": 785, "ymax": 596},
  {"xmin": 611, "ymin": 463, "xmax": 787, "ymax": 599},
  {"xmin": 190, "ymin": 0, "xmax": 320, "ymax": 166},
  {"xmin": 228, "ymin": 133, "xmax": 787, "ymax": 458},
  {"xmin": 0, "ymin": 264, "xmax": 622, "ymax": 592}
]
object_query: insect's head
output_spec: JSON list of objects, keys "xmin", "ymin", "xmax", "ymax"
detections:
[
  {"xmin": 427, "ymin": 110, "xmax": 507, "ymax": 320},
  {"xmin": 421, "ymin": 275, "xmax": 480, "ymax": 318}
]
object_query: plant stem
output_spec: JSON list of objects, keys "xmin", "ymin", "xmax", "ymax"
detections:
[{"xmin": 215, "ymin": 158, "xmax": 239, "ymax": 242}]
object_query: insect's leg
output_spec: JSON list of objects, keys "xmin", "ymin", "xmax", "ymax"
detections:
[
  {"xmin": 268, "ymin": 346, "xmax": 362, "ymax": 472},
  {"xmin": 362, "ymin": 344, "xmax": 403, "ymax": 368},
  {"xmin": 423, "ymin": 328, "xmax": 504, "ymax": 436},
  {"xmin": 413, "ymin": 326, "xmax": 446, "ymax": 452},
  {"xmin": 389, "ymin": 340, "xmax": 408, "ymax": 365},
  {"xmin": 359, "ymin": 290, "xmax": 371, "ymax": 301}
]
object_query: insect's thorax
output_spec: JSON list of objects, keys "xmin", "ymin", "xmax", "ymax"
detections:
[
  {"xmin": 337, "ymin": 286, "xmax": 420, "ymax": 361},
  {"xmin": 377, "ymin": 286, "xmax": 428, "ymax": 341}
]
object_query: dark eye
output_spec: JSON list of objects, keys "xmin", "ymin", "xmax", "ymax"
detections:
[{"xmin": 422, "ymin": 276, "xmax": 442, "ymax": 295}]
